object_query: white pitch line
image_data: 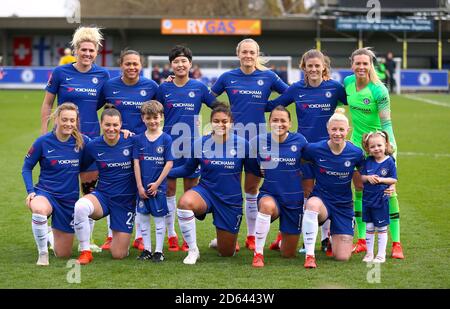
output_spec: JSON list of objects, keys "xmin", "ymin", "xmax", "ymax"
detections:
[
  {"xmin": 399, "ymin": 151, "xmax": 450, "ymax": 158},
  {"xmin": 402, "ymin": 94, "xmax": 450, "ymax": 108}
]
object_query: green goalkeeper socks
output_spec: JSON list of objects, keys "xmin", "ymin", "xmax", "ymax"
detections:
[
  {"xmin": 389, "ymin": 193, "xmax": 400, "ymax": 243},
  {"xmin": 354, "ymin": 190, "xmax": 366, "ymax": 240}
]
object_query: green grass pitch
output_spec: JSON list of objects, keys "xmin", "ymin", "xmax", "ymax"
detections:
[{"xmin": 0, "ymin": 89, "xmax": 449, "ymax": 288}]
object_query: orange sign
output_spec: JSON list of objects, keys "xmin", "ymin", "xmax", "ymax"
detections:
[{"xmin": 161, "ymin": 19, "xmax": 261, "ymax": 36}]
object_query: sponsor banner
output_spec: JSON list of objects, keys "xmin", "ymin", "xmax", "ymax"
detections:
[
  {"xmin": 336, "ymin": 17, "xmax": 433, "ymax": 32},
  {"xmin": 161, "ymin": 19, "xmax": 261, "ymax": 35}
]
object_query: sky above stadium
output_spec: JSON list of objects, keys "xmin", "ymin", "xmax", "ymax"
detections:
[{"xmin": 0, "ymin": 0, "xmax": 67, "ymax": 17}]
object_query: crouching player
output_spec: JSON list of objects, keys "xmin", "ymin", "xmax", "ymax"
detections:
[
  {"xmin": 250, "ymin": 106, "xmax": 308, "ymax": 267},
  {"xmin": 133, "ymin": 101, "xmax": 173, "ymax": 262},
  {"xmin": 301, "ymin": 108, "xmax": 364, "ymax": 268},
  {"xmin": 74, "ymin": 105, "xmax": 136, "ymax": 264},
  {"xmin": 22, "ymin": 103, "xmax": 89, "ymax": 265}
]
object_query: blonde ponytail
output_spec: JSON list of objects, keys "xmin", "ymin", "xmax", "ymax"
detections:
[
  {"xmin": 350, "ymin": 47, "xmax": 381, "ymax": 85},
  {"xmin": 236, "ymin": 38, "xmax": 268, "ymax": 71},
  {"xmin": 51, "ymin": 103, "xmax": 84, "ymax": 151}
]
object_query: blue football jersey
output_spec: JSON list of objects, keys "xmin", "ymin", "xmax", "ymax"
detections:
[
  {"xmin": 156, "ymin": 79, "xmax": 215, "ymax": 158},
  {"xmin": 253, "ymin": 132, "xmax": 308, "ymax": 206},
  {"xmin": 102, "ymin": 76, "xmax": 158, "ymax": 134},
  {"xmin": 303, "ymin": 140, "xmax": 364, "ymax": 206},
  {"xmin": 46, "ymin": 63, "xmax": 110, "ymax": 138},
  {"xmin": 82, "ymin": 134, "xmax": 136, "ymax": 197},
  {"xmin": 211, "ymin": 68, "xmax": 288, "ymax": 140},
  {"xmin": 169, "ymin": 133, "xmax": 254, "ymax": 207},
  {"xmin": 22, "ymin": 132, "xmax": 90, "ymax": 200},
  {"xmin": 361, "ymin": 156, "xmax": 397, "ymax": 209},
  {"xmin": 133, "ymin": 132, "xmax": 174, "ymax": 193},
  {"xmin": 267, "ymin": 79, "xmax": 347, "ymax": 143}
]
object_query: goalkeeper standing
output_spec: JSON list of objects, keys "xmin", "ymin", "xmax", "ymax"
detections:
[{"xmin": 344, "ymin": 47, "xmax": 404, "ymax": 259}]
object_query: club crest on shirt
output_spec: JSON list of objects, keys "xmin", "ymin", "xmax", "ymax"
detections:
[
  {"xmin": 123, "ymin": 149, "xmax": 130, "ymax": 156},
  {"xmin": 325, "ymin": 91, "xmax": 332, "ymax": 98},
  {"xmin": 140, "ymin": 90, "xmax": 147, "ymax": 96},
  {"xmin": 257, "ymin": 79, "xmax": 264, "ymax": 86},
  {"xmin": 92, "ymin": 77, "xmax": 98, "ymax": 84},
  {"xmin": 363, "ymin": 98, "xmax": 370, "ymax": 105},
  {"xmin": 344, "ymin": 160, "xmax": 351, "ymax": 167},
  {"xmin": 189, "ymin": 91, "xmax": 195, "ymax": 98},
  {"xmin": 230, "ymin": 149, "xmax": 237, "ymax": 156},
  {"xmin": 156, "ymin": 146, "xmax": 164, "ymax": 154},
  {"xmin": 380, "ymin": 168, "xmax": 388, "ymax": 176},
  {"xmin": 291, "ymin": 145, "xmax": 297, "ymax": 152},
  {"xmin": 74, "ymin": 147, "xmax": 80, "ymax": 153}
]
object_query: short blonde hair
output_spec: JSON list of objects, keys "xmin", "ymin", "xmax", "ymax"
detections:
[{"xmin": 71, "ymin": 26, "xmax": 103, "ymax": 51}]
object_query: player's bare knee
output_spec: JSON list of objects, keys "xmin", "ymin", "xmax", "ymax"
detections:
[
  {"xmin": 334, "ymin": 252, "xmax": 351, "ymax": 261},
  {"xmin": 218, "ymin": 248, "xmax": 235, "ymax": 257},
  {"xmin": 54, "ymin": 248, "xmax": 72, "ymax": 258},
  {"xmin": 178, "ymin": 196, "xmax": 194, "ymax": 210},
  {"xmin": 258, "ymin": 200, "xmax": 275, "ymax": 215},
  {"xmin": 111, "ymin": 249, "xmax": 127, "ymax": 260}
]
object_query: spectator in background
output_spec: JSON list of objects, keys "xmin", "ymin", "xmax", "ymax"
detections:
[
  {"xmin": 59, "ymin": 48, "xmax": 76, "ymax": 65},
  {"xmin": 385, "ymin": 52, "xmax": 396, "ymax": 93},
  {"xmin": 160, "ymin": 64, "xmax": 172, "ymax": 82},
  {"xmin": 374, "ymin": 57, "xmax": 387, "ymax": 85},
  {"xmin": 191, "ymin": 64, "xmax": 202, "ymax": 80},
  {"xmin": 152, "ymin": 64, "xmax": 161, "ymax": 83}
]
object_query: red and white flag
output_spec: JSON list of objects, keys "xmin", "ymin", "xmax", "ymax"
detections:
[
  {"xmin": 13, "ymin": 37, "xmax": 32, "ymax": 66},
  {"xmin": 97, "ymin": 38, "xmax": 114, "ymax": 67}
]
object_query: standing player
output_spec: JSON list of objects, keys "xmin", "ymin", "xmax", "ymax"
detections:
[
  {"xmin": 74, "ymin": 105, "xmax": 136, "ymax": 264},
  {"xmin": 265, "ymin": 49, "xmax": 347, "ymax": 253},
  {"xmin": 157, "ymin": 45, "xmax": 216, "ymax": 252},
  {"xmin": 344, "ymin": 47, "xmax": 404, "ymax": 259},
  {"xmin": 133, "ymin": 101, "xmax": 173, "ymax": 262},
  {"xmin": 360, "ymin": 131, "xmax": 397, "ymax": 263},
  {"xmin": 301, "ymin": 108, "xmax": 365, "ymax": 268},
  {"xmin": 22, "ymin": 103, "xmax": 88, "ymax": 265},
  {"xmin": 100, "ymin": 49, "xmax": 159, "ymax": 251},
  {"xmin": 41, "ymin": 26, "xmax": 110, "ymax": 251},
  {"xmin": 250, "ymin": 106, "xmax": 308, "ymax": 267},
  {"xmin": 168, "ymin": 103, "xmax": 256, "ymax": 264},
  {"xmin": 211, "ymin": 38, "xmax": 288, "ymax": 250}
]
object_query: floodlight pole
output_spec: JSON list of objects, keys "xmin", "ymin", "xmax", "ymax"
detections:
[
  {"xmin": 358, "ymin": 30, "xmax": 363, "ymax": 49},
  {"xmin": 438, "ymin": 17, "xmax": 442, "ymax": 70},
  {"xmin": 402, "ymin": 31, "xmax": 407, "ymax": 69}
]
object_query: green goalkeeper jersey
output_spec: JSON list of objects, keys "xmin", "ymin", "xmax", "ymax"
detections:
[{"xmin": 344, "ymin": 74, "xmax": 396, "ymax": 149}]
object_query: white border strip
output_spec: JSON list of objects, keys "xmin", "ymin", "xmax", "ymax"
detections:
[
  {"xmin": 402, "ymin": 94, "xmax": 450, "ymax": 108},
  {"xmin": 399, "ymin": 151, "xmax": 450, "ymax": 158}
]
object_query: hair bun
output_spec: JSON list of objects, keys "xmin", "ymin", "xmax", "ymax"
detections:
[{"xmin": 334, "ymin": 107, "xmax": 346, "ymax": 114}]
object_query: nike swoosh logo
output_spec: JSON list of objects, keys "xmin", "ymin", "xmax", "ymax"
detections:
[
  {"xmin": 140, "ymin": 147, "xmax": 145, "ymax": 150},
  {"xmin": 47, "ymin": 149, "xmax": 55, "ymax": 153},
  {"xmin": 165, "ymin": 94, "xmax": 172, "ymax": 97},
  {"xmin": 231, "ymin": 80, "xmax": 237, "ymax": 84},
  {"xmin": 306, "ymin": 232, "xmax": 313, "ymax": 235},
  {"xmin": 319, "ymin": 159, "xmax": 326, "ymax": 162},
  {"xmin": 299, "ymin": 94, "xmax": 306, "ymax": 98},
  {"xmin": 66, "ymin": 77, "xmax": 74, "ymax": 81},
  {"xmin": 98, "ymin": 152, "xmax": 105, "ymax": 157},
  {"xmin": 113, "ymin": 91, "xmax": 120, "ymax": 94}
]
